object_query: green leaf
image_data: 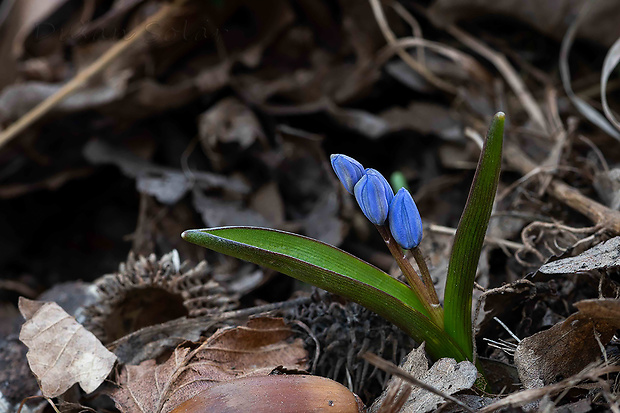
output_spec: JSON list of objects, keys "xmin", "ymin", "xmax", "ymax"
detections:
[
  {"xmin": 443, "ymin": 112, "xmax": 505, "ymax": 360},
  {"xmin": 182, "ymin": 226, "xmax": 468, "ymax": 361}
]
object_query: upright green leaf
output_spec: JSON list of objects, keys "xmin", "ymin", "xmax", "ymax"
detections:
[
  {"xmin": 182, "ymin": 227, "xmax": 468, "ymax": 361},
  {"xmin": 443, "ymin": 112, "xmax": 505, "ymax": 360}
]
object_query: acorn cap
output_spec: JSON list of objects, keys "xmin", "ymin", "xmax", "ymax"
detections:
[{"xmin": 81, "ymin": 250, "xmax": 238, "ymax": 343}]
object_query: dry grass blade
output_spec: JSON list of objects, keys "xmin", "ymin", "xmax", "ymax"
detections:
[
  {"xmin": 443, "ymin": 24, "xmax": 548, "ymax": 134},
  {"xmin": 368, "ymin": 0, "xmax": 457, "ymax": 94},
  {"xmin": 560, "ymin": 3, "xmax": 620, "ymax": 140},
  {"xmin": 361, "ymin": 353, "xmax": 475, "ymax": 413},
  {"xmin": 375, "ymin": 37, "xmax": 491, "ymax": 84},
  {"xmin": 601, "ymin": 36, "xmax": 620, "ymax": 132},
  {"xmin": 391, "ymin": 2, "xmax": 425, "ymax": 65}
]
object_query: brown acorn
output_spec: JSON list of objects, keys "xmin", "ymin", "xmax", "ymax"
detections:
[{"xmin": 172, "ymin": 375, "xmax": 365, "ymax": 413}]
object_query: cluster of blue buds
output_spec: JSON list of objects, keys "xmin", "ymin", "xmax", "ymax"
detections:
[{"xmin": 330, "ymin": 154, "xmax": 423, "ymax": 249}]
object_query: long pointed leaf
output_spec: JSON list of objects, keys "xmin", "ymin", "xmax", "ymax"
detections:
[
  {"xmin": 182, "ymin": 227, "xmax": 468, "ymax": 361},
  {"xmin": 443, "ymin": 112, "xmax": 505, "ymax": 360}
]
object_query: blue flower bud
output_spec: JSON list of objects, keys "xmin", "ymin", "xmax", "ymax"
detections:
[
  {"xmin": 330, "ymin": 154, "xmax": 365, "ymax": 194},
  {"xmin": 388, "ymin": 187, "xmax": 423, "ymax": 249},
  {"xmin": 354, "ymin": 168, "xmax": 394, "ymax": 225}
]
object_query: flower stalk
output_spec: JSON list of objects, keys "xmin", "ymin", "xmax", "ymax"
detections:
[
  {"xmin": 411, "ymin": 246, "xmax": 439, "ymax": 305},
  {"xmin": 375, "ymin": 225, "xmax": 443, "ymax": 328}
]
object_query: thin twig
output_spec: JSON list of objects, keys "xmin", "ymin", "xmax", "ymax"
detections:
[
  {"xmin": 376, "ymin": 381, "xmax": 413, "ymax": 413},
  {"xmin": 362, "ymin": 353, "xmax": 476, "ymax": 413},
  {"xmin": 391, "ymin": 2, "xmax": 425, "ymax": 65},
  {"xmin": 497, "ymin": 165, "xmax": 581, "ymax": 202},
  {"xmin": 17, "ymin": 396, "xmax": 46, "ymax": 413},
  {"xmin": 548, "ymin": 180, "xmax": 620, "ymax": 233},
  {"xmin": 0, "ymin": 3, "xmax": 176, "ymax": 149},
  {"xmin": 428, "ymin": 223, "xmax": 523, "ymax": 250},
  {"xmin": 504, "ymin": 144, "xmax": 620, "ymax": 233},
  {"xmin": 578, "ymin": 134, "xmax": 609, "ymax": 173},
  {"xmin": 291, "ymin": 320, "xmax": 320, "ymax": 374},
  {"xmin": 368, "ymin": 0, "xmax": 456, "ymax": 94},
  {"xmin": 45, "ymin": 398, "xmax": 61, "ymax": 413},
  {"xmin": 479, "ymin": 364, "xmax": 620, "ymax": 412}
]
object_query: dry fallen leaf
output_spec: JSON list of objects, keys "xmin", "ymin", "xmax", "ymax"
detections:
[
  {"xmin": 18, "ymin": 297, "xmax": 117, "ymax": 398},
  {"xmin": 538, "ymin": 236, "xmax": 620, "ymax": 274},
  {"xmin": 109, "ymin": 317, "xmax": 308, "ymax": 413},
  {"xmin": 83, "ymin": 139, "xmax": 250, "ymax": 205},
  {"xmin": 514, "ymin": 298, "xmax": 620, "ymax": 388},
  {"xmin": 370, "ymin": 344, "xmax": 478, "ymax": 413}
]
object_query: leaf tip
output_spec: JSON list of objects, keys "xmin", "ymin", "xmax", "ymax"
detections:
[
  {"xmin": 181, "ymin": 229, "xmax": 198, "ymax": 241},
  {"xmin": 494, "ymin": 111, "xmax": 505, "ymax": 121}
]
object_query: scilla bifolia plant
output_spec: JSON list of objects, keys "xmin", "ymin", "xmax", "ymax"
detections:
[{"xmin": 182, "ymin": 113, "xmax": 505, "ymax": 364}]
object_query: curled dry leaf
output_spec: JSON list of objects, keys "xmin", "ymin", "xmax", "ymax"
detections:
[
  {"xmin": 514, "ymin": 299, "xmax": 620, "ymax": 388},
  {"xmin": 18, "ymin": 297, "xmax": 117, "ymax": 398},
  {"xmin": 601, "ymin": 37, "xmax": 620, "ymax": 131},
  {"xmin": 109, "ymin": 317, "xmax": 308, "ymax": 413}
]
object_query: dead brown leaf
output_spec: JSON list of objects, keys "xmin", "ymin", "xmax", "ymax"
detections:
[
  {"xmin": 18, "ymin": 297, "xmax": 117, "ymax": 397},
  {"xmin": 514, "ymin": 298, "xmax": 620, "ymax": 388},
  {"xmin": 108, "ymin": 317, "xmax": 308, "ymax": 413}
]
